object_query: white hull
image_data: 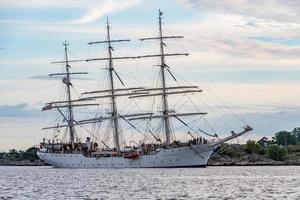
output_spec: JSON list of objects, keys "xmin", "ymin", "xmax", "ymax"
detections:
[{"xmin": 37, "ymin": 144, "xmax": 215, "ymax": 168}]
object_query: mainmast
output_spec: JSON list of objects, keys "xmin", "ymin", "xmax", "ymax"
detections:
[
  {"xmin": 63, "ymin": 41, "xmax": 75, "ymax": 147},
  {"xmin": 158, "ymin": 10, "xmax": 171, "ymax": 145},
  {"xmin": 72, "ymin": 17, "xmax": 138, "ymax": 154},
  {"xmin": 106, "ymin": 18, "xmax": 121, "ymax": 154}
]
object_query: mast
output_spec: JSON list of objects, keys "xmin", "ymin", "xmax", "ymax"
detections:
[
  {"xmin": 42, "ymin": 43, "xmax": 92, "ymax": 146},
  {"xmin": 158, "ymin": 10, "xmax": 171, "ymax": 145},
  {"xmin": 63, "ymin": 41, "xmax": 75, "ymax": 148},
  {"xmin": 72, "ymin": 17, "xmax": 137, "ymax": 154},
  {"xmin": 106, "ymin": 18, "xmax": 121, "ymax": 154},
  {"xmin": 50, "ymin": 13, "xmax": 190, "ymax": 147}
]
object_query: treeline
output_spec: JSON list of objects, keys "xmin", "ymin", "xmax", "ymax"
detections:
[
  {"xmin": 272, "ymin": 127, "xmax": 300, "ymax": 146},
  {"xmin": 0, "ymin": 147, "xmax": 39, "ymax": 162},
  {"xmin": 220, "ymin": 127, "xmax": 300, "ymax": 161}
]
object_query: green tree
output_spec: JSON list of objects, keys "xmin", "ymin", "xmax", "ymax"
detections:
[
  {"xmin": 291, "ymin": 127, "xmax": 300, "ymax": 142},
  {"xmin": 245, "ymin": 140, "xmax": 265, "ymax": 155},
  {"xmin": 25, "ymin": 147, "xmax": 39, "ymax": 162},
  {"xmin": 7, "ymin": 147, "xmax": 39, "ymax": 162},
  {"xmin": 273, "ymin": 131, "xmax": 297, "ymax": 146},
  {"xmin": 266, "ymin": 144, "xmax": 287, "ymax": 161},
  {"xmin": 8, "ymin": 149, "xmax": 19, "ymax": 160}
]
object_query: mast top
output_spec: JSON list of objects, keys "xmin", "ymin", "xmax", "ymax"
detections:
[
  {"xmin": 106, "ymin": 16, "xmax": 110, "ymax": 25},
  {"xmin": 159, "ymin": 9, "xmax": 163, "ymax": 18},
  {"xmin": 63, "ymin": 40, "xmax": 69, "ymax": 47}
]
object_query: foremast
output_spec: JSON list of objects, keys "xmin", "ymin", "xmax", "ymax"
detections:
[
  {"xmin": 63, "ymin": 41, "xmax": 76, "ymax": 147},
  {"xmin": 42, "ymin": 42, "xmax": 96, "ymax": 150}
]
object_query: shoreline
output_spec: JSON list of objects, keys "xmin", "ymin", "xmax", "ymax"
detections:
[{"xmin": 1, "ymin": 158, "xmax": 299, "ymax": 167}]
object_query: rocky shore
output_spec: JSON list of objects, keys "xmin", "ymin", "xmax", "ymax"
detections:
[
  {"xmin": 0, "ymin": 159, "xmax": 48, "ymax": 166},
  {"xmin": 208, "ymin": 153, "xmax": 300, "ymax": 166}
]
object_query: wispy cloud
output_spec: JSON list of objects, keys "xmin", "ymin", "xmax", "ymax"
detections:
[
  {"xmin": 70, "ymin": 0, "xmax": 142, "ymax": 24},
  {"xmin": 0, "ymin": 103, "xmax": 40, "ymax": 118},
  {"xmin": 177, "ymin": 0, "xmax": 300, "ymax": 23}
]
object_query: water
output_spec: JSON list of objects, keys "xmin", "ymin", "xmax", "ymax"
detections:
[{"xmin": 0, "ymin": 166, "xmax": 299, "ymax": 200}]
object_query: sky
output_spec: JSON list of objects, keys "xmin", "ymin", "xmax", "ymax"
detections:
[{"xmin": 0, "ymin": 0, "xmax": 300, "ymax": 151}]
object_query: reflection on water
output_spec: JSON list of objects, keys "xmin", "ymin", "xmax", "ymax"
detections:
[{"xmin": 0, "ymin": 166, "xmax": 299, "ymax": 200}]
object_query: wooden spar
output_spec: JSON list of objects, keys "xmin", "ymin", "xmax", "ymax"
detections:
[
  {"xmin": 129, "ymin": 89, "xmax": 202, "ymax": 98},
  {"xmin": 79, "ymin": 92, "xmax": 149, "ymax": 101},
  {"xmin": 88, "ymin": 39, "xmax": 130, "ymax": 44},
  {"xmin": 133, "ymin": 86, "xmax": 199, "ymax": 92},
  {"xmin": 86, "ymin": 53, "xmax": 189, "ymax": 61},
  {"xmin": 135, "ymin": 53, "xmax": 189, "ymax": 59},
  {"xmin": 51, "ymin": 53, "xmax": 189, "ymax": 64},
  {"xmin": 45, "ymin": 92, "xmax": 148, "ymax": 104},
  {"xmin": 128, "ymin": 112, "xmax": 207, "ymax": 121},
  {"xmin": 49, "ymin": 72, "xmax": 88, "ymax": 76},
  {"xmin": 42, "ymin": 112, "xmax": 154, "ymax": 130},
  {"xmin": 82, "ymin": 87, "xmax": 145, "ymax": 95},
  {"xmin": 140, "ymin": 36, "xmax": 184, "ymax": 41},
  {"xmin": 51, "ymin": 59, "xmax": 86, "ymax": 64},
  {"xmin": 46, "ymin": 99, "xmax": 87, "ymax": 104},
  {"xmin": 77, "ymin": 112, "xmax": 154, "ymax": 123},
  {"xmin": 86, "ymin": 56, "xmax": 138, "ymax": 62},
  {"xmin": 51, "ymin": 56, "xmax": 137, "ymax": 64},
  {"xmin": 42, "ymin": 103, "xmax": 99, "ymax": 110},
  {"xmin": 210, "ymin": 126, "xmax": 253, "ymax": 147}
]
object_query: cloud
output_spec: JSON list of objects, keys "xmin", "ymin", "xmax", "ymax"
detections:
[
  {"xmin": 0, "ymin": 0, "xmax": 106, "ymax": 8},
  {"xmin": 70, "ymin": 0, "xmax": 142, "ymax": 24},
  {"xmin": 165, "ymin": 13, "xmax": 300, "ymax": 59},
  {"xmin": 177, "ymin": 0, "xmax": 300, "ymax": 23},
  {"xmin": 242, "ymin": 110, "xmax": 300, "ymax": 137},
  {"xmin": 0, "ymin": 103, "xmax": 40, "ymax": 118}
]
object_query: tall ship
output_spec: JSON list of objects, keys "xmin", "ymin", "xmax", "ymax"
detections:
[{"xmin": 37, "ymin": 10, "xmax": 252, "ymax": 168}]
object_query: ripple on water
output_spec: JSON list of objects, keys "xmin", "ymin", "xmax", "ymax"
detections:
[{"xmin": 0, "ymin": 166, "xmax": 299, "ymax": 200}]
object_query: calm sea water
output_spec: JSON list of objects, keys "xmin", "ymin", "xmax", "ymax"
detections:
[{"xmin": 0, "ymin": 166, "xmax": 299, "ymax": 200}]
